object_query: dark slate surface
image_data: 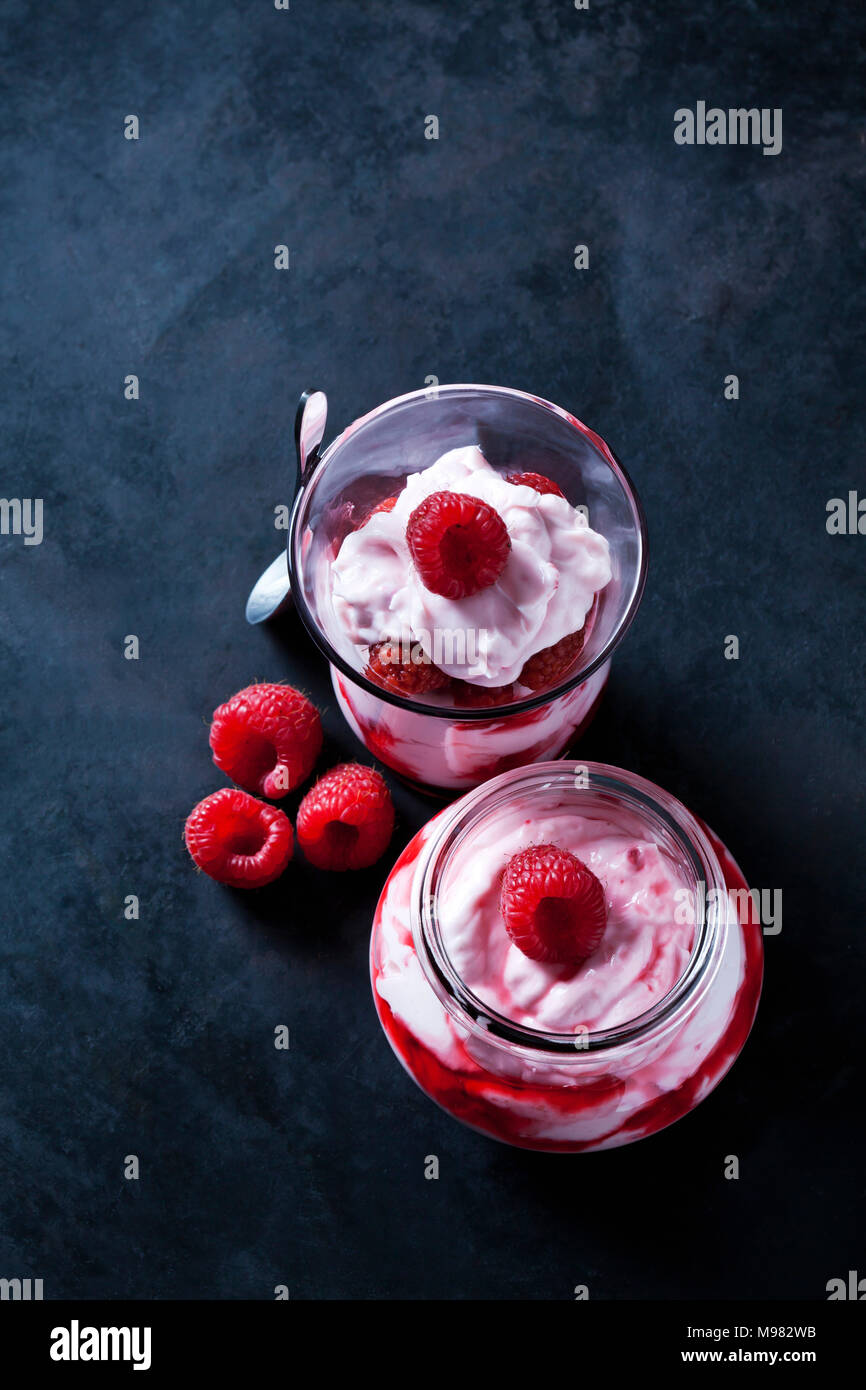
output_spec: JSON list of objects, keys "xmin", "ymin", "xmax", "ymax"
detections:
[{"xmin": 1, "ymin": 0, "xmax": 863, "ymax": 1300}]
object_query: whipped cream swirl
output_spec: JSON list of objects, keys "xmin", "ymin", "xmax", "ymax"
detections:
[{"xmin": 331, "ymin": 446, "xmax": 612, "ymax": 688}]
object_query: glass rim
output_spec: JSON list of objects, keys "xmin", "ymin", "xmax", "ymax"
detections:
[
  {"xmin": 288, "ymin": 383, "xmax": 649, "ymax": 722},
  {"xmin": 410, "ymin": 762, "xmax": 729, "ymax": 1056}
]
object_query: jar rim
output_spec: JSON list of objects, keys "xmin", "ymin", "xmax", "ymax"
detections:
[
  {"xmin": 410, "ymin": 761, "xmax": 730, "ymax": 1057},
  {"xmin": 289, "ymin": 383, "xmax": 648, "ymax": 721}
]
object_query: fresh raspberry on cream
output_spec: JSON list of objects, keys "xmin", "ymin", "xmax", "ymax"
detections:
[
  {"xmin": 436, "ymin": 808, "xmax": 696, "ymax": 1033},
  {"xmin": 331, "ymin": 446, "xmax": 611, "ymax": 690}
]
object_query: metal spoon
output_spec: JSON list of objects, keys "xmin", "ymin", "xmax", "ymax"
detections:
[{"xmin": 245, "ymin": 389, "xmax": 328, "ymax": 624}]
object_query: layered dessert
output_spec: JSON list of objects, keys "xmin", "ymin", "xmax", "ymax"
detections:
[
  {"xmin": 326, "ymin": 445, "xmax": 613, "ymax": 789},
  {"xmin": 331, "ymin": 444, "xmax": 612, "ymax": 702},
  {"xmin": 370, "ymin": 765, "xmax": 763, "ymax": 1151},
  {"xmin": 437, "ymin": 813, "xmax": 695, "ymax": 1035},
  {"xmin": 332, "ymin": 665, "xmax": 609, "ymax": 791}
]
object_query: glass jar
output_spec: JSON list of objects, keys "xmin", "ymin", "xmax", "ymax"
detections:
[
  {"xmin": 290, "ymin": 385, "xmax": 647, "ymax": 792},
  {"xmin": 370, "ymin": 762, "xmax": 763, "ymax": 1151}
]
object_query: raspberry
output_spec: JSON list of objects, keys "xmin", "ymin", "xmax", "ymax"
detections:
[
  {"xmin": 184, "ymin": 788, "xmax": 293, "ymax": 889},
  {"xmin": 519, "ymin": 628, "xmax": 586, "ymax": 692},
  {"xmin": 210, "ymin": 682, "xmax": 322, "ymax": 799},
  {"xmin": 367, "ymin": 638, "xmax": 450, "ymax": 696},
  {"xmin": 296, "ymin": 763, "xmax": 395, "ymax": 871},
  {"xmin": 506, "ymin": 471, "xmax": 565, "ymax": 498},
  {"xmin": 365, "ymin": 493, "xmax": 398, "ymax": 520},
  {"xmin": 336, "ymin": 494, "xmax": 400, "ymax": 557},
  {"xmin": 450, "ymin": 679, "xmax": 517, "ymax": 708},
  {"xmin": 500, "ymin": 843, "xmax": 607, "ymax": 964},
  {"xmin": 406, "ymin": 491, "xmax": 511, "ymax": 599}
]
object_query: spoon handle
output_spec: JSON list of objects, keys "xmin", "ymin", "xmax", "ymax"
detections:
[
  {"xmin": 245, "ymin": 389, "xmax": 328, "ymax": 624},
  {"xmin": 294, "ymin": 389, "xmax": 328, "ymax": 493}
]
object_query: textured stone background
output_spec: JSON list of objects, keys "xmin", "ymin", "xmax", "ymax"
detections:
[{"xmin": 1, "ymin": 0, "xmax": 863, "ymax": 1298}]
